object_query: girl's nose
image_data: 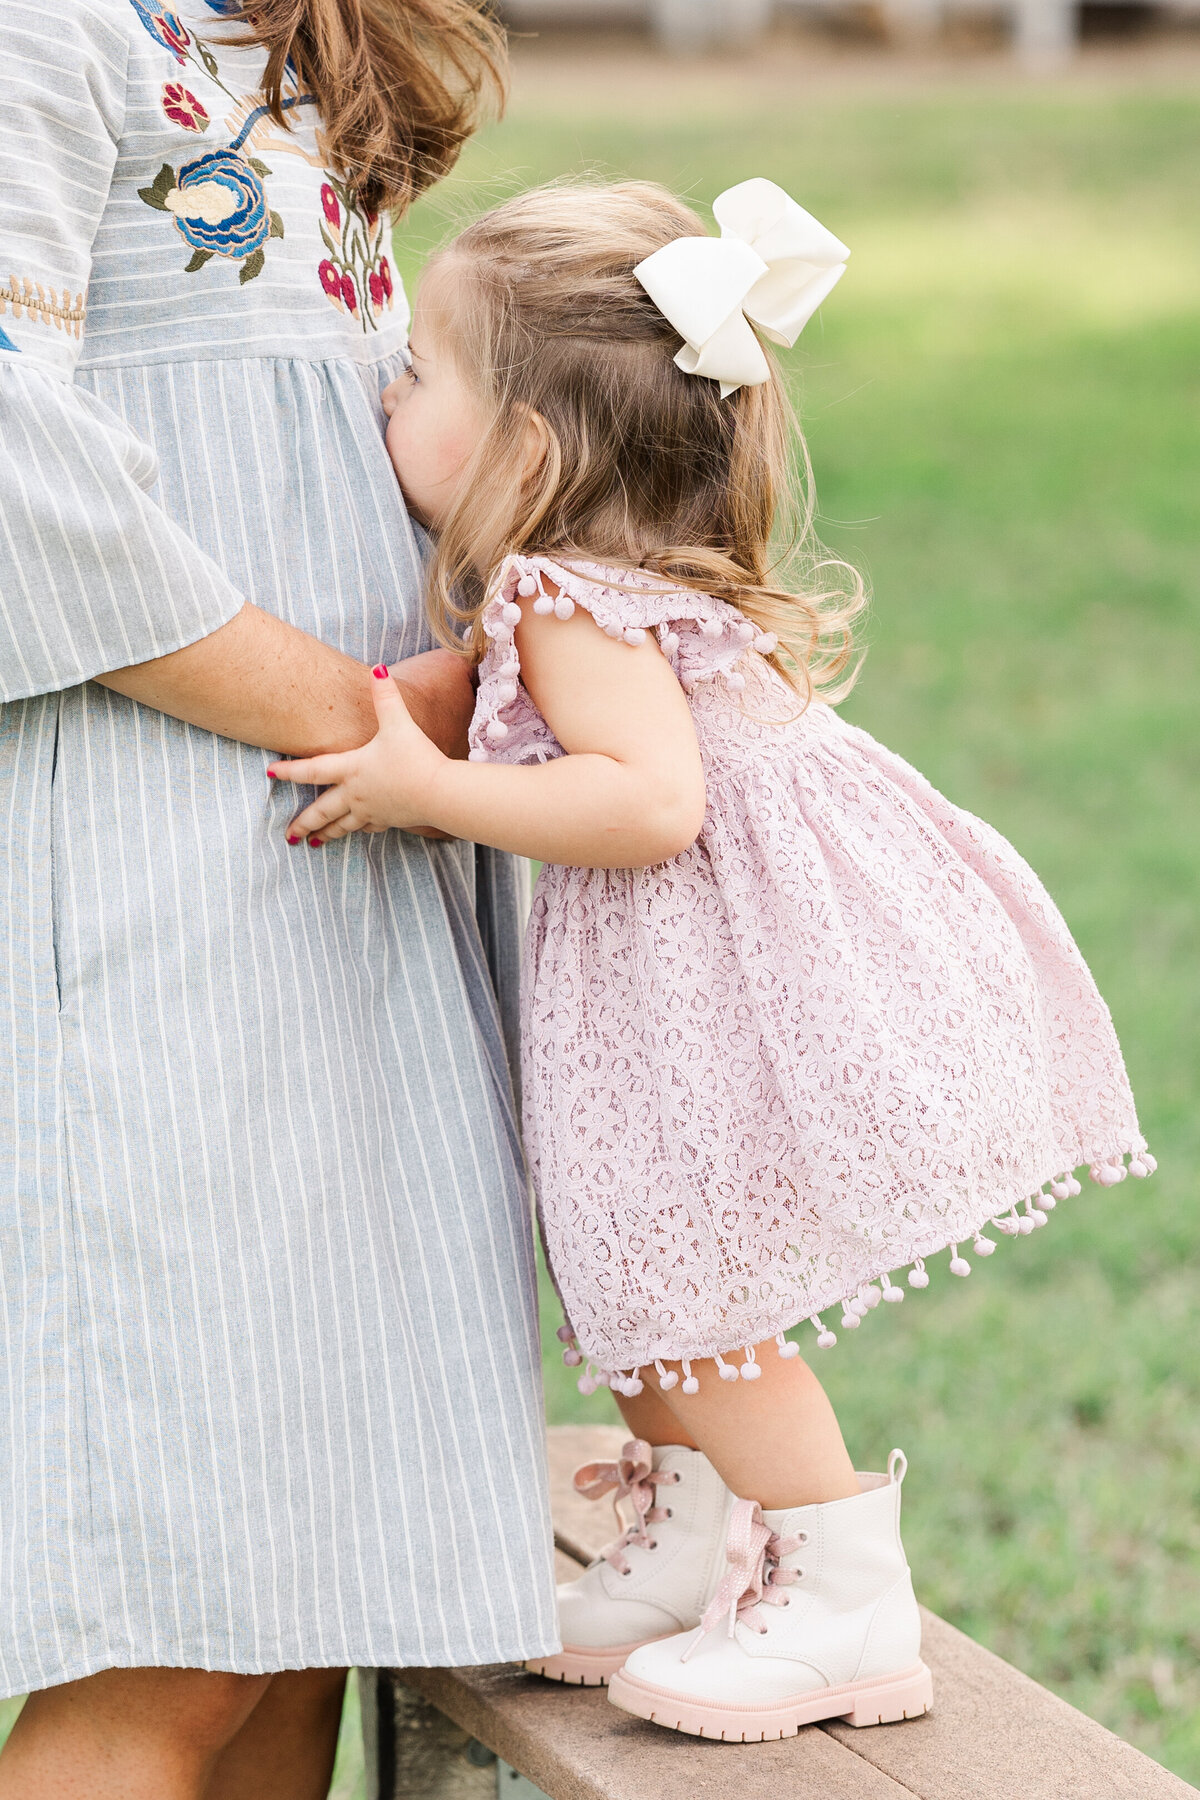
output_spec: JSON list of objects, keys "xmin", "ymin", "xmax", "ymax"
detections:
[{"xmin": 381, "ymin": 377, "xmax": 402, "ymax": 417}]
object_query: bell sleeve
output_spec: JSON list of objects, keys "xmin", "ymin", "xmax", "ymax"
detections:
[{"xmin": 0, "ymin": 4, "xmax": 245, "ymax": 704}]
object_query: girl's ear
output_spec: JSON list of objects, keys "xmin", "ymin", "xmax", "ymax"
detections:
[{"xmin": 521, "ymin": 409, "xmax": 552, "ymax": 483}]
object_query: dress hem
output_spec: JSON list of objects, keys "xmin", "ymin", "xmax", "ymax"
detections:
[{"xmin": 560, "ymin": 1137, "xmax": 1155, "ymax": 1396}]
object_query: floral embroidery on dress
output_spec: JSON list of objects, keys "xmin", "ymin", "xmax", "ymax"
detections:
[
  {"xmin": 161, "ymin": 81, "xmax": 210, "ymax": 131},
  {"xmin": 139, "ymin": 149, "xmax": 282, "ymax": 281},
  {"xmin": 316, "ymin": 177, "xmax": 395, "ymax": 331},
  {"xmin": 1, "ymin": 276, "xmax": 86, "ymax": 340},
  {"xmin": 130, "ymin": 1, "xmax": 192, "ymax": 62}
]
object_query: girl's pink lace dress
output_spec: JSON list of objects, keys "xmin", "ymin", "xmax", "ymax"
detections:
[{"xmin": 469, "ymin": 554, "xmax": 1151, "ymax": 1394}]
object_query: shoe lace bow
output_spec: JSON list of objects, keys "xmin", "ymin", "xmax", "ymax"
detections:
[
  {"xmin": 684, "ymin": 1497, "xmax": 803, "ymax": 1659},
  {"xmin": 573, "ymin": 1437, "xmax": 680, "ymax": 1575}
]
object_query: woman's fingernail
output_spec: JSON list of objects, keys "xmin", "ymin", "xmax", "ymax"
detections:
[
  {"xmin": 286, "ymin": 834, "xmax": 300, "ymax": 845},
  {"xmin": 308, "ymin": 836, "xmax": 324, "ymax": 848},
  {"xmin": 372, "ymin": 665, "xmax": 389, "ymax": 679},
  {"xmin": 267, "ymin": 768, "xmax": 277, "ymax": 779}
]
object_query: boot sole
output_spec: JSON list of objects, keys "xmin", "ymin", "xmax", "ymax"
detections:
[
  {"xmin": 526, "ymin": 1638, "xmax": 672, "ymax": 1687},
  {"xmin": 607, "ymin": 1659, "xmax": 934, "ymax": 1738}
]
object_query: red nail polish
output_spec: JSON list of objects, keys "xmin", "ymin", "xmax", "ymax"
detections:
[
  {"xmin": 287, "ymin": 835, "xmax": 300, "ymax": 845},
  {"xmin": 372, "ymin": 664, "xmax": 389, "ymax": 679},
  {"xmin": 308, "ymin": 836, "xmax": 323, "ymax": 848},
  {"xmin": 267, "ymin": 769, "xmax": 277, "ymax": 779}
]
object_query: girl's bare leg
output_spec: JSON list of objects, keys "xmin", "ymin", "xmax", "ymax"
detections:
[
  {"xmin": 619, "ymin": 1340, "xmax": 858, "ymax": 1509},
  {"xmin": 205, "ymin": 1667, "xmax": 347, "ymax": 1800},
  {"xmin": 0, "ymin": 1668, "xmax": 271, "ymax": 1800}
]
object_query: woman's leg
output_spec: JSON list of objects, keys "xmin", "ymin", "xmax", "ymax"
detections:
[
  {"xmin": 204, "ymin": 1667, "xmax": 347, "ymax": 1800},
  {"xmin": 625, "ymin": 1340, "xmax": 859, "ymax": 1508},
  {"xmin": 0, "ymin": 1668, "xmax": 271, "ymax": 1800}
]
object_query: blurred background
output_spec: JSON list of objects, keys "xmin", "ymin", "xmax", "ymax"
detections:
[{"xmin": 376, "ymin": 8, "xmax": 1200, "ymax": 1792}]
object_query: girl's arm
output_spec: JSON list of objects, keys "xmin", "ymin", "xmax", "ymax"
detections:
[{"xmin": 270, "ymin": 598, "xmax": 706, "ymax": 868}]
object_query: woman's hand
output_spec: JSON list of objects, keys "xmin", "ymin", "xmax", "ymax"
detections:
[{"xmin": 269, "ymin": 666, "xmax": 451, "ymax": 846}]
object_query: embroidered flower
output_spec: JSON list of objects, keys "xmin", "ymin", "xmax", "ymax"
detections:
[
  {"xmin": 139, "ymin": 150, "xmax": 283, "ymax": 284},
  {"xmin": 161, "ymin": 81, "xmax": 210, "ymax": 131},
  {"xmin": 317, "ymin": 175, "xmax": 396, "ymax": 331},
  {"xmin": 130, "ymin": 0, "xmax": 191, "ymax": 61}
]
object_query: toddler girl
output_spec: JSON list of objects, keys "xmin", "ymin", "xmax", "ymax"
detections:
[{"xmin": 269, "ymin": 178, "xmax": 1151, "ymax": 1742}]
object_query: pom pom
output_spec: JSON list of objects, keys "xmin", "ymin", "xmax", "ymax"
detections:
[
  {"xmin": 973, "ymin": 1234, "xmax": 996, "ymax": 1255},
  {"xmin": 908, "ymin": 1265, "xmax": 930, "ymax": 1289},
  {"xmin": 624, "ymin": 626, "xmax": 645, "ymax": 645},
  {"xmin": 840, "ymin": 1310, "xmax": 861, "ymax": 1330},
  {"xmin": 848, "ymin": 1296, "xmax": 868, "ymax": 1317},
  {"xmin": 778, "ymin": 1339, "xmax": 801, "ymax": 1359},
  {"xmin": 501, "ymin": 602, "xmax": 522, "ymax": 627},
  {"xmin": 563, "ymin": 1348, "xmax": 582, "ymax": 1367},
  {"xmin": 577, "ymin": 1375, "xmax": 597, "ymax": 1396},
  {"xmin": 485, "ymin": 719, "xmax": 509, "ymax": 743},
  {"xmin": 740, "ymin": 1360, "xmax": 762, "ymax": 1381},
  {"xmin": 1141, "ymin": 1152, "xmax": 1157, "ymax": 1174},
  {"xmin": 682, "ymin": 1375, "xmax": 699, "ymax": 1395},
  {"xmin": 1029, "ymin": 1207, "xmax": 1048, "ymax": 1227},
  {"xmin": 461, "ymin": 626, "xmax": 473, "ymax": 643},
  {"xmin": 816, "ymin": 1329, "xmax": 837, "ymax": 1348},
  {"xmin": 556, "ymin": 1325, "xmax": 575, "ymax": 1343},
  {"xmin": 1128, "ymin": 1157, "xmax": 1149, "ymax": 1178},
  {"xmin": 735, "ymin": 620, "xmax": 756, "ymax": 644},
  {"xmin": 659, "ymin": 1370, "xmax": 679, "ymax": 1391},
  {"xmin": 1017, "ymin": 1214, "xmax": 1035, "ymax": 1235},
  {"xmin": 949, "ymin": 1255, "xmax": 971, "ymax": 1277},
  {"xmin": 1067, "ymin": 1175, "xmax": 1082, "ymax": 1197},
  {"xmin": 718, "ymin": 1361, "xmax": 739, "ymax": 1382},
  {"xmin": 701, "ymin": 619, "xmax": 724, "ymax": 640},
  {"xmin": 604, "ymin": 622, "xmax": 624, "ymax": 639},
  {"xmin": 467, "ymin": 748, "xmax": 488, "ymax": 763},
  {"xmin": 662, "ymin": 631, "xmax": 681, "ymax": 654},
  {"xmin": 882, "ymin": 1283, "xmax": 905, "ymax": 1301},
  {"xmin": 516, "ymin": 576, "xmax": 538, "ymax": 598},
  {"xmin": 726, "ymin": 672, "xmax": 747, "ymax": 691},
  {"xmin": 1036, "ymin": 1192, "xmax": 1057, "ymax": 1211},
  {"xmin": 532, "ymin": 595, "xmax": 554, "ymax": 616},
  {"xmin": 555, "ymin": 597, "xmax": 576, "ymax": 621},
  {"xmin": 496, "ymin": 682, "xmax": 518, "ymax": 705},
  {"xmin": 1050, "ymin": 1178, "xmax": 1071, "ymax": 1201},
  {"xmin": 859, "ymin": 1285, "xmax": 881, "ymax": 1309},
  {"xmin": 754, "ymin": 633, "xmax": 778, "ymax": 654},
  {"xmin": 623, "ymin": 1378, "xmax": 644, "ymax": 1397}
]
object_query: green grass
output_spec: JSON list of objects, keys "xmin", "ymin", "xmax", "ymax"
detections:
[{"xmin": 397, "ymin": 67, "xmax": 1200, "ymax": 1786}]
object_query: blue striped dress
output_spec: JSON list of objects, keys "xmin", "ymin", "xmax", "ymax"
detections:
[{"xmin": 0, "ymin": 0, "xmax": 558, "ymax": 1692}]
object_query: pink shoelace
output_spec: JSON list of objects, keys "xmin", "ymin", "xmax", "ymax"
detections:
[
  {"xmin": 683, "ymin": 1497, "xmax": 805, "ymax": 1660},
  {"xmin": 573, "ymin": 1438, "xmax": 681, "ymax": 1576}
]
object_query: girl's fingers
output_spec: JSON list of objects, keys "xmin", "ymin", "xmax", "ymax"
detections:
[
  {"xmin": 370, "ymin": 664, "xmax": 417, "ymax": 732},
  {"xmin": 286, "ymin": 789, "xmax": 353, "ymax": 843},
  {"xmin": 268, "ymin": 752, "xmax": 349, "ymax": 787},
  {"xmin": 305, "ymin": 812, "xmax": 357, "ymax": 846}
]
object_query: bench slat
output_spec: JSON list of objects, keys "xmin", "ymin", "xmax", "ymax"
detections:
[{"xmin": 396, "ymin": 1663, "xmax": 917, "ymax": 1800}]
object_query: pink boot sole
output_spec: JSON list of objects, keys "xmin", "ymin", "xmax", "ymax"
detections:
[
  {"xmin": 525, "ymin": 1639, "xmax": 671, "ymax": 1687},
  {"xmin": 607, "ymin": 1659, "xmax": 934, "ymax": 1738}
]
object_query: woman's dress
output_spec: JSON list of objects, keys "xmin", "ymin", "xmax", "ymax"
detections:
[
  {"xmin": 0, "ymin": 1, "xmax": 557, "ymax": 1692},
  {"xmin": 470, "ymin": 556, "xmax": 1149, "ymax": 1387}
]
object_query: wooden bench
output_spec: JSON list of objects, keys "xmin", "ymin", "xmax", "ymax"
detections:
[{"xmin": 361, "ymin": 1425, "xmax": 1196, "ymax": 1800}]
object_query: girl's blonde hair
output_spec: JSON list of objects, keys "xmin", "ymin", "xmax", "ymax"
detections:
[{"xmin": 424, "ymin": 180, "xmax": 864, "ymax": 702}]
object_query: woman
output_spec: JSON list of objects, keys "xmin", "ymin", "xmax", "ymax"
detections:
[{"xmin": 0, "ymin": 2, "xmax": 557, "ymax": 1794}]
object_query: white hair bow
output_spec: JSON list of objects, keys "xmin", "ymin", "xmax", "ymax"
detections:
[{"xmin": 633, "ymin": 177, "xmax": 849, "ymax": 398}]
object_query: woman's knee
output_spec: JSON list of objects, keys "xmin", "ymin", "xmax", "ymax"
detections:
[{"xmin": 21, "ymin": 1665, "xmax": 272, "ymax": 1760}]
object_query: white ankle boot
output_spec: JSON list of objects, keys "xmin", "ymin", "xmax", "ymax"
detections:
[
  {"xmin": 527, "ymin": 1439, "xmax": 733, "ymax": 1686},
  {"xmin": 608, "ymin": 1450, "xmax": 932, "ymax": 1738}
]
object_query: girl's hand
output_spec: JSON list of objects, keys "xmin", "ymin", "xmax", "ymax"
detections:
[{"xmin": 269, "ymin": 666, "xmax": 449, "ymax": 845}]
